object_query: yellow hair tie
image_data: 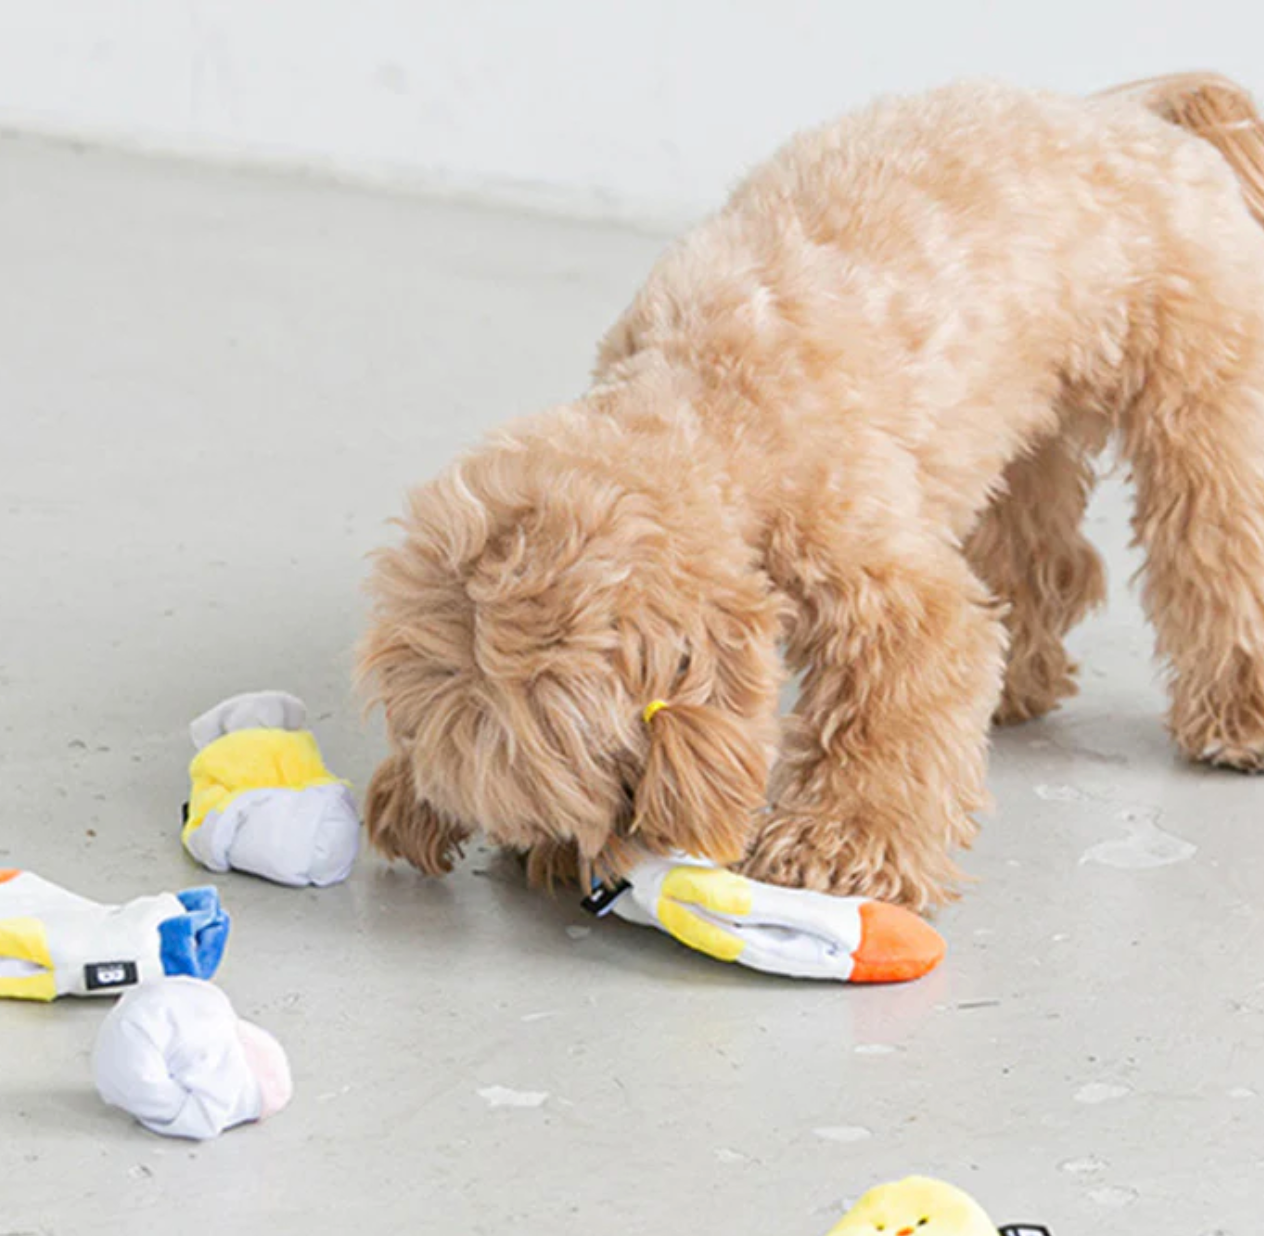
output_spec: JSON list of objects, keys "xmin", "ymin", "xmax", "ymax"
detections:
[{"xmin": 642, "ymin": 700, "xmax": 669, "ymax": 725}]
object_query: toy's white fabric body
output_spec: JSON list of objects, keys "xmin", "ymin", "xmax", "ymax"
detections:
[
  {"xmin": 94, "ymin": 977, "xmax": 293, "ymax": 1140},
  {"xmin": 604, "ymin": 854, "xmax": 944, "ymax": 983},
  {"xmin": 0, "ymin": 871, "xmax": 228, "ymax": 1001},
  {"xmin": 187, "ymin": 784, "xmax": 360, "ymax": 887},
  {"xmin": 184, "ymin": 691, "xmax": 360, "ymax": 887}
]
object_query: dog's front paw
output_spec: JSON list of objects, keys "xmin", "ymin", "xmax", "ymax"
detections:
[
  {"xmin": 740, "ymin": 810, "xmax": 958, "ymax": 913},
  {"xmin": 522, "ymin": 838, "xmax": 582, "ymax": 889}
]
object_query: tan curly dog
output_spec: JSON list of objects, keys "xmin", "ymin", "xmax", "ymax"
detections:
[{"xmin": 360, "ymin": 73, "xmax": 1264, "ymax": 912}]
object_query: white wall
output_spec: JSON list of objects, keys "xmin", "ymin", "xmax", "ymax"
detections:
[{"xmin": 1, "ymin": 0, "xmax": 1262, "ymax": 225}]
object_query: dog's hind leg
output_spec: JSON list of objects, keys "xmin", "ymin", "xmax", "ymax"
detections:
[
  {"xmin": 965, "ymin": 417, "xmax": 1109, "ymax": 725},
  {"xmin": 1107, "ymin": 71, "xmax": 1264, "ymax": 768},
  {"xmin": 1124, "ymin": 321, "xmax": 1264, "ymax": 771}
]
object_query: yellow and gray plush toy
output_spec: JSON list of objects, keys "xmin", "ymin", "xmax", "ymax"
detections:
[
  {"xmin": 588, "ymin": 854, "xmax": 946, "ymax": 983},
  {"xmin": 0, "ymin": 870, "xmax": 228, "ymax": 1001},
  {"xmin": 183, "ymin": 691, "xmax": 360, "ymax": 887}
]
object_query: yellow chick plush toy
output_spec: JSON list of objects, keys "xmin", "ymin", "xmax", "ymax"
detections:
[{"xmin": 828, "ymin": 1178, "xmax": 999, "ymax": 1236}]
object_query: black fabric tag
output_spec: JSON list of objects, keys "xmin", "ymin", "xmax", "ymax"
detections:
[
  {"xmin": 84, "ymin": 960, "xmax": 139, "ymax": 991},
  {"xmin": 999, "ymin": 1226, "xmax": 1052, "ymax": 1235},
  {"xmin": 580, "ymin": 879, "xmax": 632, "ymax": 917}
]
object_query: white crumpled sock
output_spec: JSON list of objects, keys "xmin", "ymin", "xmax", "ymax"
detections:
[{"xmin": 93, "ymin": 977, "xmax": 293, "ymax": 1140}]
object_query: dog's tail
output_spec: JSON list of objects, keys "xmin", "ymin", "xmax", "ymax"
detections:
[{"xmin": 1100, "ymin": 72, "xmax": 1264, "ymax": 227}]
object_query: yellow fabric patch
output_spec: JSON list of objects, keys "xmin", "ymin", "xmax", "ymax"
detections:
[
  {"xmin": 661, "ymin": 866, "xmax": 754, "ymax": 918},
  {"xmin": 184, "ymin": 728, "xmax": 342, "ymax": 844},
  {"xmin": 0, "ymin": 916, "xmax": 57, "ymax": 1001},
  {"xmin": 657, "ymin": 900, "xmax": 746, "ymax": 963}
]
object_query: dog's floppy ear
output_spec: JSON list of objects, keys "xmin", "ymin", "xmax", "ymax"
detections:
[
  {"xmin": 632, "ymin": 703, "xmax": 768, "ymax": 865},
  {"xmin": 365, "ymin": 752, "xmax": 469, "ymax": 876}
]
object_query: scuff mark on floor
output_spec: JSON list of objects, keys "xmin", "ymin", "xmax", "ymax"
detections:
[
  {"xmin": 1089, "ymin": 1185, "xmax": 1139, "ymax": 1207},
  {"xmin": 1080, "ymin": 808, "xmax": 1196, "ymax": 870},
  {"xmin": 813, "ymin": 1126, "xmax": 872, "ymax": 1143},
  {"xmin": 1035, "ymin": 783, "xmax": 1091, "ymax": 802},
  {"xmin": 477, "ymin": 1085, "xmax": 549, "ymax": 1109},
  {"xmin": 1075, "ymin": 1082, "xmax": 1130, "ymax": 1104},
  {"xmin": 1059, "ymin": 1155, "xmax": 1107, "ymax": 1175}
]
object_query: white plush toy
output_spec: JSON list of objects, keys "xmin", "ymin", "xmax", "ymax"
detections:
[
  {"xmin": 588, "ymin": 854, "xmax": 946, "ymax": 983},
  {"xmin": 93, "ymin": 977, "xmax": 293, "ymax": 1140},
  {"xmin": 183, "ymin": 690, "xmax": 360, "ymax": 887}
]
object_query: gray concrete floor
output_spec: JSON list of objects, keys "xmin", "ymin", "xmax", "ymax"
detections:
[{"xmin": 0, "ymin": 135, "xmax": 1259, "ymax": 1236}]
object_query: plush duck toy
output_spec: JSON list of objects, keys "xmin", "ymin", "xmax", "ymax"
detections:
[
  {"xmin": 586, "ymin": 854, "xmax": 946, "ymax": 983},
  {"xmin": 827, "ymin": 1178, "xmax": 998, "ymax": 1236},
  {"xmin": 826, "ymin": 1178, "xmax": 1048, "ymax": 1236},
  {"xmin": 0, "ymin": 870, "xmax": 228, "ymax": 1001},
  {"xmin": 183, "ymin": 690, "xmax": 360, "ymax": 887}
]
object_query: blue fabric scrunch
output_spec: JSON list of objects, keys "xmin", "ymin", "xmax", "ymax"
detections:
[{"xmin": 158, "ymin": 887, "xmax": 230, "ymax": 980}]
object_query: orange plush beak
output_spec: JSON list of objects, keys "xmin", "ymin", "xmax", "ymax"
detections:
[{"xmin": 849, "ymin": 901, "xmax": 946, "ymax": 983}]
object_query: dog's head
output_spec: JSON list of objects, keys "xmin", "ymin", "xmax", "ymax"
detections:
[{"xmin": 358, "ymin": 405, "xmax": 782, "ymax": 882}]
